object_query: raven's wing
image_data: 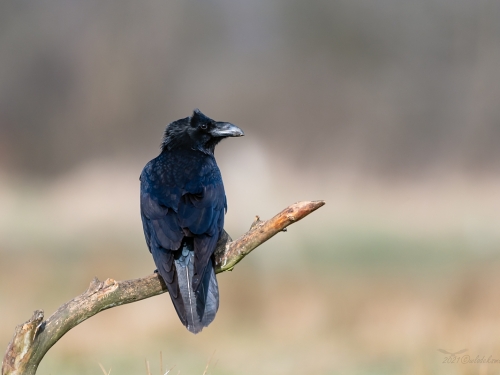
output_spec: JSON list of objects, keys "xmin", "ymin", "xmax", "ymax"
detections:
[{"xmin": 139, "ymin": 157, "xmax": 188, "ymax": 320}]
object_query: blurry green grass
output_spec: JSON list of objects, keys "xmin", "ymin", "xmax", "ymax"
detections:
[{"xmin": 303, "ymin": 226, "xmax": 500, "ymax": 272}]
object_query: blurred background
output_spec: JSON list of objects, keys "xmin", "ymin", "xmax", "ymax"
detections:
[{"xmin": 1, "ymin": 0, "xmax": 500, "ymax": 374}]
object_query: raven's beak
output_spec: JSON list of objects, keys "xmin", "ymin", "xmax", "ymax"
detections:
[{"xmin": 212, "ymin": 122, "xmax": 244, "ymax": 137}]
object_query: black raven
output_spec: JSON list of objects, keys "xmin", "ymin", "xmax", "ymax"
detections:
[{"xmin": 140, "ymin": 109, "xmax": 244, "ymax": 333}]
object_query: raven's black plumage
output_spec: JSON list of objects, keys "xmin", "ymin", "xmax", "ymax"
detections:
[{"xmin": 140, "ymin": 109, "xmax": 243, "ymax": 333}]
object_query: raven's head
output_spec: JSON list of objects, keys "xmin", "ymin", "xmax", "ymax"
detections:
[{"xmin": 161, "ymin": 109, "xmax": 244, "ymax": 154}]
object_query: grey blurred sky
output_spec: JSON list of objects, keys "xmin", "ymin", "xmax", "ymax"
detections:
[{"xmin": 1, "ymin": 0, "xmax": 500, "ymax": 178}]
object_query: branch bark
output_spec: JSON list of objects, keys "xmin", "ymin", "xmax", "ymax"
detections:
[{"xmin": 2, "ymin": 200, "xmax": 325, "ymax": 375}]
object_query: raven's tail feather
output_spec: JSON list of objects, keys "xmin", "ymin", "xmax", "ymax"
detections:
[
  {"xmin": 174, "ymin": 243, "xmax": 219, "ymax": 334},
  {"xmin": 152, "ymin": 241, "xmax": 219, "ymax": 334}
]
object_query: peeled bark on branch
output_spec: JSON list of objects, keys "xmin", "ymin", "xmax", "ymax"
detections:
[{"xmin": 2, "ymin": 200, "xmax": 325, "ymax": 375}]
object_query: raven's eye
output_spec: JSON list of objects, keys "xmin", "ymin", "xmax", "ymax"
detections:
[{"xmin": 200, "ymin": 124, "xmax": 207, "ymax": 130}]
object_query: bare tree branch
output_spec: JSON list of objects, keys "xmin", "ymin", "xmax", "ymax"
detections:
[{"xmin": 2, "ymin": 200, "xmax": 325, "ymax": 375}]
